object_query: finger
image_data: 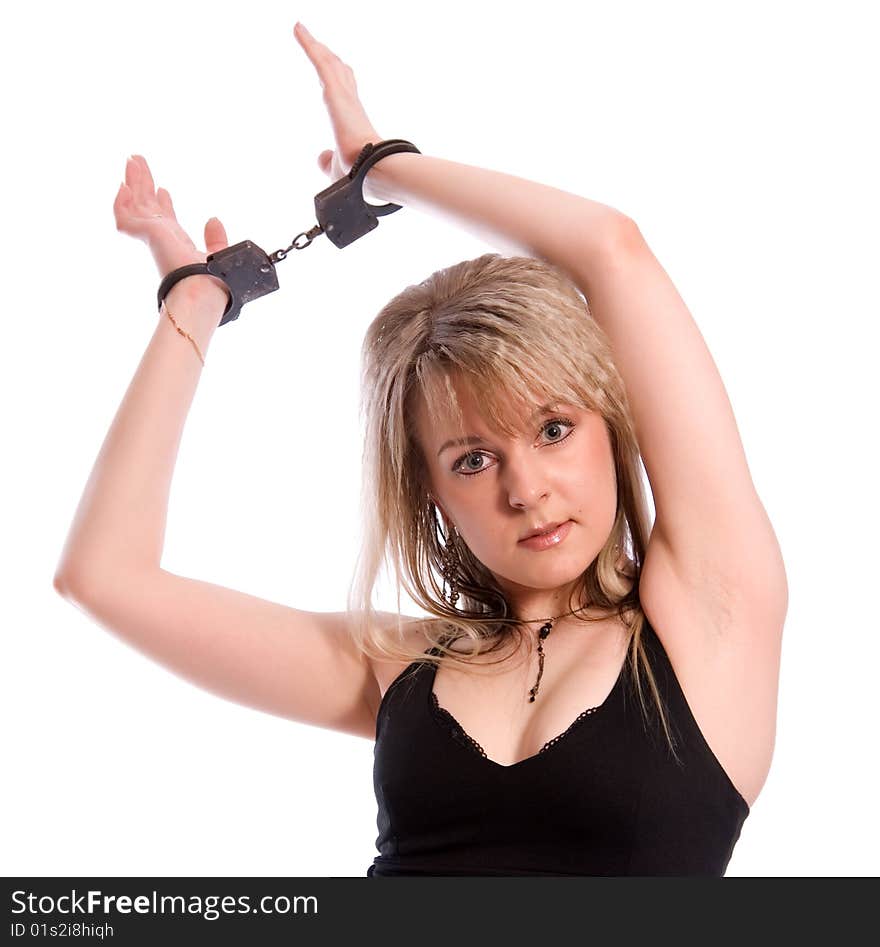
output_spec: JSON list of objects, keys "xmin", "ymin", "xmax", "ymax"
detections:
[
  {"xmin": 293, "ymin": 24, "xmax": 373, "ymax": 142},
  {"xmin": 124, "ymin": 156, "xmax": 139, "ymax": 198},
  {"xmin": 294, "ymin": 25, "xmax": 382, "ymax": 160},
  {"xmin": 113, "ymin": 181, "xmax": 138, "ymax": 225},
  {"xmin": 204, "ymin": 217, "xmax": 228, "ymax": 254},
  {"xmin": 114, "ymin": 180, "xmax": 131, "ymax": 208},
  {"xmin": 156, "ymin": 187, "xmax": 177, "ymax": 219},
  {"xmin": 293, "ymin": 21, "xmax": 322, "ymax": 60},
  {"xmin": 125, "ymin": 154, "xmax": 152, "ymax": 206},
  {"xmin": 132, "ymin": 154, "xmax": 157, "ymax": 196},
  {"xmin": 295, "ymin": 21, "xmax": 347, "ymax": 66},
  {"xmin": 293, "ymin": 22, "xmax": 349, "ymax": 87},
  {"xmin": 294, "ymin": 34, "xmax": 328, "ymax": 87}
]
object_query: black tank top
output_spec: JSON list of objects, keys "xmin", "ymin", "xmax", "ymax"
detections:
[{"xmin": 368, "ymin": 617, "xmax": 750, "ymax": 876}]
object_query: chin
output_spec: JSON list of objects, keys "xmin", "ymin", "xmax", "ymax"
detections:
[{"xmin": 500, "ymin": 555, "xmax": 592, "ymax": 591}]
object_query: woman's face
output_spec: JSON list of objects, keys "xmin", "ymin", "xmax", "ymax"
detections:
[{"xmin": 413, "ymin": 375, "xmax": 619, "ymax": 620}]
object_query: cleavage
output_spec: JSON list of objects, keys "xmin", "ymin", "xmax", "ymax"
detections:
[{"xmin": 429, "ymin": 624, "xmax": 628, "ymax": 767}]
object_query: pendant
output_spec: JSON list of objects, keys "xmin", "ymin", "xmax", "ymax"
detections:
[{"xmin": 528, "ymin": 620, "xmax": 554, "ymax": 702}]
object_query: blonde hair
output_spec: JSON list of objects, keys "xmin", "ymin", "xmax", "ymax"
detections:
[{"xmin": 346, "ymin": 252, "xmax": 679, "ymax": 761}]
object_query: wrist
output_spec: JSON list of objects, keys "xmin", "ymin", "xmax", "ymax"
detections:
[
  {"xmin": 158, "ymin": 280, "xmax": 226, "ymax": 366},
  {"xmin": 363, "ymin": 151, "xmax": 420, "ymax": 204},
  {"xmin": 163, "ymin": 275, "xmax": 230, "ymax": 325}
]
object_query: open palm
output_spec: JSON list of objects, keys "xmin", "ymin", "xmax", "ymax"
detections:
[{"xmin": 113, "ymin": 154, "xmax": 229, "ymax": 281}]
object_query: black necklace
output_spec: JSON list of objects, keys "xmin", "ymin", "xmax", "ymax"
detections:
[
  {"xmin": 525, "ymin": 603, "xmax": 601, "ymax": 702},
  {"xmin": 527, "ymin": 618, "xmax": 554, "ymax": 702}
]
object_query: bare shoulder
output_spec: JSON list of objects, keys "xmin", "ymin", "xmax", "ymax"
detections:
[
  {"xmin": 365, "ymin": 613, "xmax": 434, "ymax": 711},
  {"xmin": 640, "ymin": 532, "xmax": 786, "ymax": 809}
]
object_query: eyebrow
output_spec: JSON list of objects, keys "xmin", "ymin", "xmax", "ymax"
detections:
[{"xmin": 436, "ymin": 403, "xmax": 561, "ymax": 458}]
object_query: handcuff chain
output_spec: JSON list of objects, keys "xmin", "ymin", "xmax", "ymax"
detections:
[{"xmin": 269, "ymin": 223, "xmax": 324, "ymax": 264}]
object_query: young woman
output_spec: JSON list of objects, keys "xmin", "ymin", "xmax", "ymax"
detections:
[{"xmin": 53, "ymin": 22, "xmax": 787, "ymax": 877}]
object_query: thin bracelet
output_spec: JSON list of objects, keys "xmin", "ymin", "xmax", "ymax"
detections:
[{"xmin": 161, "ymin": 299, "xmax": 205, "ymax": 366}]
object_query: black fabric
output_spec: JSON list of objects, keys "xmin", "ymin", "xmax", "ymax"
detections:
[{"xmin": 368, "ymin": 617, "xmax": 749, "ymax": 877}]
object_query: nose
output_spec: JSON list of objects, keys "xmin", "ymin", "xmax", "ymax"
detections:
[{"xmin": 503, "ymin": 452, "xmax": 551, "ymax": 510}]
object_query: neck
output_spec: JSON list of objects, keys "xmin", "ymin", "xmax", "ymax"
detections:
[{"xmin": 517, "ymin": 600, "xmax": 595, "ymax": 626}]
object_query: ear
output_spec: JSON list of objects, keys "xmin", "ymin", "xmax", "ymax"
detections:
[{"xmin": 427, "ymin": 493, "xmax": 453, "ymax": 529}]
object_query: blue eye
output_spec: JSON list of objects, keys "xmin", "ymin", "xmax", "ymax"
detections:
[{"xmin": 451, "ymin": 417, "xmax": 576, "ymax": 478}]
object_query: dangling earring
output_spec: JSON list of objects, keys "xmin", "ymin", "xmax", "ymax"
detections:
[{"xmin": 440, "ymin": 523, "xmax": 461, "ymax": 608}]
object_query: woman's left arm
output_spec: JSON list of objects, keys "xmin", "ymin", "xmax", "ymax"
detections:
[
  {"xmin": 367, "ymin": 152, "xmax": 628, "ymax": 271},
  {"xmin": 369, "ymin": 151, "xmax": 788, "ymax": 623},
  {"xmin": 294, "ymin": 21, "xmax": 788, "ymax": 625}
]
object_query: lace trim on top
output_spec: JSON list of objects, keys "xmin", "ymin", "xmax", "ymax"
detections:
[{"xmin": 429, "ymin": 691, "xmax": 601, "ymax": 760}]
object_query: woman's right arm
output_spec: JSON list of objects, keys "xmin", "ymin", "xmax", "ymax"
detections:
[
  {"xmin": 53, "ymin": 278, "xmax": 386, "ymax": 740},
  {"xmin": 53, "ymin": 156, "xmax": 385, "ymax": 740},
  {"xmin": 53, "ymin": 279, "xmax": 225, "ymax": 586}
]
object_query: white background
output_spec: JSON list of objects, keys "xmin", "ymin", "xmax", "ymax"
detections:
[{"xmin": 4, "ymin": 0, "xmax": 877, "ymax": 877}]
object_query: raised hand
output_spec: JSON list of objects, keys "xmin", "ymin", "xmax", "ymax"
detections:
[
  {"xmin": 293, "ymin": 22, "xmax": 383, "ymax": 186},
  {"xmin": 113, "ymin": 155, "xmax": 230, "ymax": 299}
]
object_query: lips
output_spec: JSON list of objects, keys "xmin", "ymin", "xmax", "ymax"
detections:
[
  {"xmin": 518, "ymin": 520, "xmax": 574, "ymax": 551},
  {"xmin": 519, "ymin": 520, "xmax": 567, "ymax": 542}
]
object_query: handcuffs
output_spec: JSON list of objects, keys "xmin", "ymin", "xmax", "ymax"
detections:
[{"xmin": 156, "ymin": 139, "xmax": 421, "ymax": 326}]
